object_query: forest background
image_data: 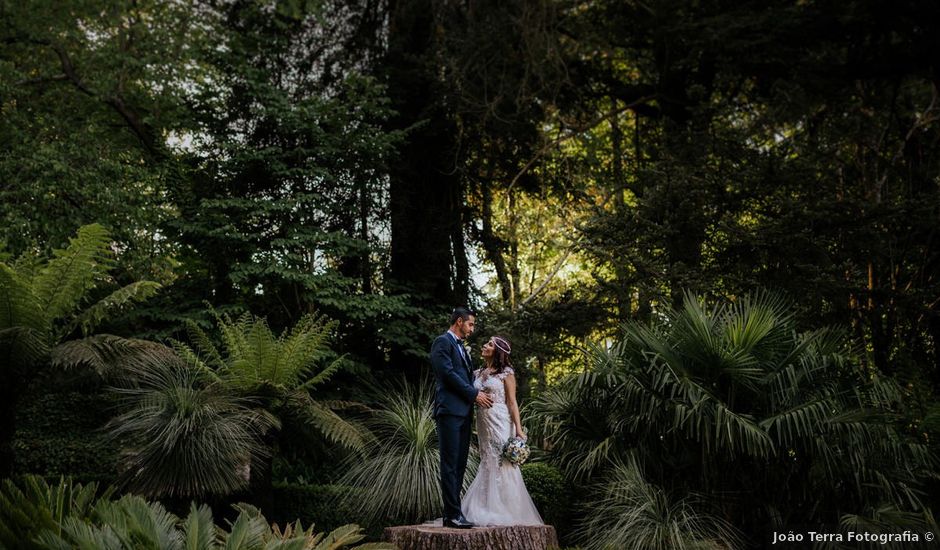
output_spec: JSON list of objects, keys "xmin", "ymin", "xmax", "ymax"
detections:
[{"xmin": 1, "ymin": 0, "xmax": 939, "ymax": 548}]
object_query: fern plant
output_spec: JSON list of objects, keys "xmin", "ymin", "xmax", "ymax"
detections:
[
  {"xmin": 106, "ymin": 309, "xmax": 368, "ymax": 499},
  {"xmin": 0, "ymin": 224, "xmax": 160, "ymax": 352},
  {"xmin": 173, "ymin": 310, "xmax": 368, "ymax": 453},
  {"xmin": 0, "ymin": 223, "xmax": 160, "ymax": 475}
]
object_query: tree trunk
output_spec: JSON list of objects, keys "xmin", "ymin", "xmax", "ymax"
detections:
[
  {"xmin": 610, "ymin": 96, "xmax": 633, "ymax": 323},
  {"xmin": 480, "ymin": 178, "xmax": 512, "ymax": 305},
  {"xmin": 386, "ymin": 0, "xmax": 464, "ymax": 307},
  {"xmin": 384, "ymin": 524, "xmax": 559, "ymax": 550}
]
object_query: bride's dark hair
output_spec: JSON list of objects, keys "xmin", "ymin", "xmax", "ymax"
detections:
[{"xmin": 488, "ymin": 336, "xmax": 513, "ymax": 375}]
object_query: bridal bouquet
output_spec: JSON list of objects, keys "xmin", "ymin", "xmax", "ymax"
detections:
[{"xmin": 502, "ymin": 437, "xmax": 530, "ymax": 466}]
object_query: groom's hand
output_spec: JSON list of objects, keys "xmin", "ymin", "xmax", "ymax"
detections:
[{"xmin": 475, "ymin": 391, "xmax": 493, "ymax": 408}]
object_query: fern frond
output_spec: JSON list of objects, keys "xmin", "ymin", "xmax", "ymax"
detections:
[
  {"xmin": 298, "ymin": 356, "xmax": 347, "ymax": 391},
  {"xmin": 184, "ymin": 320, "xmax": 226, "ymax": 370},
  {"xmin": 0, "ymin": 264, "xmax": 45, "ymax": 331},
  {"xmin": 51, "ymin": 334, "xmax": 177, "ymax": 379},
  {"xmin": 298, "ymin": 397, "xmax": 368, "ymax": 452},
  {"xmin": 32, "ymin": 223, "xmax": 113, "ymax": 322},
  {"xmin": 64, "ymin": 280, "xmax": 161, "ymax": 338},
  {"xmin": 0, "ymin": 326, "xmax": 50, "ymax": 374},
  {"xmin": 170, "ymin": 339, "xmax": 219, "ymax": 382}
]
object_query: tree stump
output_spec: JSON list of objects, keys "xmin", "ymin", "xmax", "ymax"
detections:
[{"xmin": 383, "ymin": 524, "xmax": 559, "ymax": 550}]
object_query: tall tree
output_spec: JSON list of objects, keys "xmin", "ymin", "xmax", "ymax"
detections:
[{"xmin": 384, "ymin": 0, "xmax": 467, "ymax": 307}]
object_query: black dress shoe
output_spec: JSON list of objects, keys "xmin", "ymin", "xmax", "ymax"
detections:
[{"xmin": 443, "ymin": 517, "xmax": 474, "ymax": 529}]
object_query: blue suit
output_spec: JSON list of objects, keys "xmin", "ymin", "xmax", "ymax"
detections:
[{"xmin": 431, "ymin": 332, "xmax": 478, "ymax": 521}]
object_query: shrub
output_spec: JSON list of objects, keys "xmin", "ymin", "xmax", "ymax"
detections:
[
  {"xmin": 13, "ymin": 389, "xmax": 119, "ymax": 484},
  {"xmin": 522, "ymin": 461, "xmax": 575, "ymax": 543},
  {"xmin": 530, "ymin": 291, "xmax": 937, "ymax": 548},
  {"xmin": 270, "ymin": 482, "xmax": 383, "ymax": 538}
]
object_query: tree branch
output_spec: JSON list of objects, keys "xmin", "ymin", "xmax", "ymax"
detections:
[
  {"xmin": 506, "ymin": 96, "xmax": 655, "ymax": 193},
  {"xmin": 8, "ymin": 35, "xmax": 162, "ymax": 158}
]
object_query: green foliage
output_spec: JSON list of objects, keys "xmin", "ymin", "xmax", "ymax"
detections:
[
  {"xmin": 13, "ymin": 390, "xmax": 119, "ymax": 483},
  {"xmin": 269, "ymin": 484, "xmax": 379, "ymax": 539},
  {"xmin": 0, "ymin": 476, "xmax": 390, "ymax": 550},
  {"xmin": 338, "ymin": 381, "xmax": 478, "ymax": 525},
  {"xmin": 106, "ymin": 353, "xmax": 278, "ymax": 498},
  {"xmin": 531, "ymin": 291, "xmax": 937, "ymax": 547},
  {"xmin": 0, "ymin": 0, "xmax": 193, "ymax": 285},
  {"xmin": 520, "ymin": 462, "xmax": 572, "ymax": 541},
  {"xmin": 173, "ymin": 310, "xmax": 368, "ymax": 453},
  {"xmin": 576, "ymin": 458, "xmax": 740, "ymax": 550},
  {"xmin": 0, "ymin": 223, "xmax": 161, "ymax": 370},
  {"xmin": 102, "ymin": 308, "xmax": 367, "ymax": 499},
  {"xmin": 0, "ymin": 476, "xmax": 107, "ymax": 550},
  {"xmin": 0, "ymin": 223, "xmax": 161, "ymax": 475}
]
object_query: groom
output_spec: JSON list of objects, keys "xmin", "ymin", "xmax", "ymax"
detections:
[{"xmin": 431, "ymin": 307, "xmax": 493, "ymax": 529}]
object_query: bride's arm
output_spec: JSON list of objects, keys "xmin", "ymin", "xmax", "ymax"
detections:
[{"xmin": 503, "ymin": 374, "xmax": 526, "ymax": 440}]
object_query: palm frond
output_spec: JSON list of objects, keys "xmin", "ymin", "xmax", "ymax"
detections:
[
  {"xmin": 92, "ymin": 495, "xmax": 183, "ymax": 549},
  {"xmin": 759, "ymin": 398, "xmax": 833, "ymax": 447},
  {"xmin": 0, "ymin": 476, "xmax": 106, "ymax": 550},
  {"xmin": 36, "ymin": 516, "xmax": 124, "ymax": 550},
  {"xmin": 530, "ymin": 289, "xmax": 934, "ymax": 541},
  {"xmin": 222, "ymin": 505, "xmax": 268, "ymax": 550},
  {"xmin": 181, "ymin": 502, "xmax": 218, "ymax": 550}
]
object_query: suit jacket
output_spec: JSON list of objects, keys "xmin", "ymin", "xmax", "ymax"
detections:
[{"xmin": 430, "ymin": 332, "xmax": 478, "ymax": 417}]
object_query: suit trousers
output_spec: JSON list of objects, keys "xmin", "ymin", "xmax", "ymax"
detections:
[{"xmin": 436, "ymin": 413, "xmax": 473, "ymax": 520}]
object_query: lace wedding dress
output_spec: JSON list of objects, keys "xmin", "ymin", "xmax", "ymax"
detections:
[{"xmin": 460, "ymin": 367, "xmax": 544, "ymax": 526}]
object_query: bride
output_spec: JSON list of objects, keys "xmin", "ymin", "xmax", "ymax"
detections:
[{"xmin": 461, "ymin": 336, "xmax": 543, "ymax": 526}]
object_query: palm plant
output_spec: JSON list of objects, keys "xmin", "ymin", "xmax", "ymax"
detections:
[
  {"xmin": 338, "ymin": 381, "xmax": 478, "ymax": 525},
  {"xmin": 529, "ymin": 290, "xmax": 936, "ymax": 548},
  {"xmin": 0, "ymin": 223, "xmax": 160, "ymax": 475}
]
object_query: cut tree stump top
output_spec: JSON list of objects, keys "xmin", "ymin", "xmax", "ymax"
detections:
[{"xmin": 383, "ymin": 524, "xmax": 559, "ymax": 550}]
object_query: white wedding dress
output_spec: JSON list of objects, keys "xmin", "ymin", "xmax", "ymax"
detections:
[{"xmin": 460, "ymin": 367, "xmax": 543, "ymax": 526}]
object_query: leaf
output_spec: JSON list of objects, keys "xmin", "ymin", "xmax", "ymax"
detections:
[
  {"xmin": 31, "ymin": 223, "xmax": 112, "ymax": 323},
  {"xmin": 0, "ymin": 263, "xmax": 45, "ymax": 331},
  {"xmin": 182, "ymin": 503, "xmax": 217, "ymax": 550},
  {"xmin": 65, "ymin": 280, "xmax": 161, "ymax": 338}
]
